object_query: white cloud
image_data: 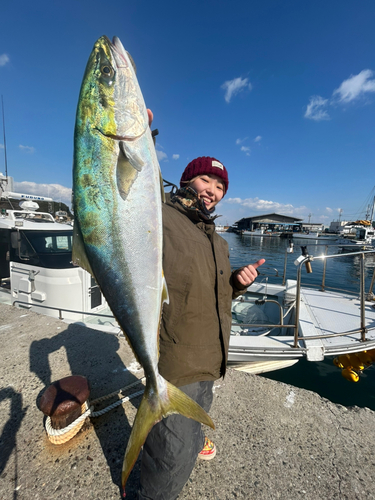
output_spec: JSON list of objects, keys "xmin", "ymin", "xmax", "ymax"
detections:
[
  {"xmin": 236, "ymin": 137, "xmax": 247, "ymax": 145},
  {"xmin": 333, "ymin": 69, "xmax": 375, "ymax": 103},
  {"xmin": 326, "ymin": 207, "xmax": 333, "ymax": 213},
  {"xmin": 225, "ymin": 196, "xmax": 307, "ymax": 216},
  {"xmin": 0, "ymin": 144, "xmax": 4, "ymax": 149},
  {"xmin": 221, "ymin": 77, "xmax": 252, "ymax": 103},
  {"xmin": 254, "ymin": 135, "xmax": 262, "ymax": 142},
  {"xmin": 172, "ymin": 154, "xmax": 179, "ymax": 160},
  {"xmin": 305, "ymin": 69, "xmax": 375, "ymax": 122},
  {"xmin": 226, "ymin": 197, "xmax": 242, "ymax": 204},
  {"xmin": 19, "ymin": 144, "xmax": 35, "ymax": 154},
  {"xmin": 0, "ymin": 54, "xmax": 9, "ymax": 67},
  {"xmin": 236, "ymin": 137, "xmax": 251, "ymax": 155},
  {"xmin": 14, "ymin": 181, "xmax": 72, "ymax": 207},
  {"xmin": 156, "ymin": 149, "xmax": 167, "ymax": 161},
  {"xmin": 304, "ymin": 95, "xmax": 330, "ymax": 121}
]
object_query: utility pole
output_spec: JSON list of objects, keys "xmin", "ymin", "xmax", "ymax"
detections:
[
  {"xmin": 338, "ymin": 209, "xmax": 342, "ymax": 223},
  {"xmin": 308, "ymin": 213, "xmax": 312, "ymax": 224}
]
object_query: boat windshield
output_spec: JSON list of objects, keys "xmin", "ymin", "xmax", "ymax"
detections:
[
  {"xmin": 10, "ymin": 230, "xmax": 75, "ymax": 269},
  {"xmin": 12, "ymin": 212, "xmax": 55, "ymax": 223}
]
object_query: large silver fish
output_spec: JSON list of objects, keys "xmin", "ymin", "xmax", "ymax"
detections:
[{"xmin": 72, "ymin": 35, "xmax": 214, "ymax": 495}]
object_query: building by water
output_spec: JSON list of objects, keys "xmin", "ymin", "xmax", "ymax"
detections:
[{"xmin": 235, "ymin": 213, "xmax": 302, "ymax": 233}]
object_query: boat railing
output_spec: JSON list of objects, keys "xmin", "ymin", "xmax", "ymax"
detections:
[
  {"xmin": 282, "ymin": 242, "xmax": 375, "ymax": 295},
  {"xmin": 293, "ymin": 248, "xmax": 375, "ymax": 347},
  {"xmin": 12, "ymin": 300, "xmax": 115, "ymax": 322},
  {"xmin": 233, "ymin": 246, "xmax": 375, "ymax": 347}
]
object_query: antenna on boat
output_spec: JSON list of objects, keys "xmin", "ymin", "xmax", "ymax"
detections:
[{"xmin": 1, "ymin": 95, "xmax": 8, "ymax": 184}]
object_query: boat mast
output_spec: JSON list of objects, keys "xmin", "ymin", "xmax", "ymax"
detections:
[
  {"xmin": 1, "ymin": 95, "xmax": 8, "ymax": 184},
  {"xmin": 370, "ymin": 190, "xmax": 375, "ymax": 225}
]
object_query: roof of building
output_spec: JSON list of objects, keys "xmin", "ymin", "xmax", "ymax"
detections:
[{"xmin": 235, "ymin": 213, "xmax": 303, "ymax": 224}]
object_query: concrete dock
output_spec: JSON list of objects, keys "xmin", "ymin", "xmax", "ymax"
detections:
[{"xmin": 1, "ymin": 302, "xmax": 375, "ymax": 500}]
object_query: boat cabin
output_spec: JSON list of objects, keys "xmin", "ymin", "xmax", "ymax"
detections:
[{"xmin": 0, "ymin": 208, "xmax": 107, "ymax": 321}]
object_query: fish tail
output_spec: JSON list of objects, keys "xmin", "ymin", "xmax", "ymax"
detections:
[
  {"xmin": 164, "ymin": 380, "xmax": 215, "ymax": 429},
  {"xmin": 121, "ymin": 378, "xmax": 215, "ymax": 496}
]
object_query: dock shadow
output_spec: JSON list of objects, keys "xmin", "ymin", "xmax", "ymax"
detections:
[
  {"xmin": 0, "ymin": 387, "xmax": 28, "ymax": 500},
  {"xmin": 29, "ymin": 323, "xmax": 142, "ymax": 497}
]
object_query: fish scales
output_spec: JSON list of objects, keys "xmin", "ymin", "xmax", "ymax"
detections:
[{"xmin": 73, "ymin": 35, "xmax": 214, "ymax": 496}]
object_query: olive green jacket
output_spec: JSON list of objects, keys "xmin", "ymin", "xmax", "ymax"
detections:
[{"xmin": 158, "ymin": 194, "xmax": 246, "ymax": 387}]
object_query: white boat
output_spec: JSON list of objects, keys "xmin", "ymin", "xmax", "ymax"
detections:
[
  {"xmin": 292, "ymin": 232, "xmax": 321, "ymax": 240},
  {"xmin": 292, "ymin": 232, "xmax": 337, "ymax": 241},
  {"xmin": 242, "ymin": 228, "xmax": 280, "ymax": 237},
  {"xmin": 318, "ymin": 234, "xmax": 338, "ymax": 241},
  {"xmin": 228, "ymin": 247, "xmax": 375, "ymax": 374},
  {"xmin": 337, "ymin": 192, "xmax": 375, "ymax": 250},
  {"xmin": 242, "ymin": 228, "xmax": 265, "ymax": 236},
  {"xmin": 0, "ymin": 204, "xmax": 114, "ymax": 329},
  {"xmin": 337, "ymin": 225, "xmax": 375, "ymax": 250},
  {"xmin": 1, "ymin": 204, "xmax": 375, "ymax": 376}
]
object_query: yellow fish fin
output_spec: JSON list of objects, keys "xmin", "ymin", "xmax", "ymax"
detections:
[
  {"xmin": 121, "ymin": 378, "xmax": 214, "ymax": 496},
  {"xmin": 72, "ymin": 219, "xmax": 95, "ymax": 277}
]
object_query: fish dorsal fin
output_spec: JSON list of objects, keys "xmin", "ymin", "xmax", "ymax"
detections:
[{"xmin": 72, "ymin": 219, "xmax": 95, "ymax": 277}]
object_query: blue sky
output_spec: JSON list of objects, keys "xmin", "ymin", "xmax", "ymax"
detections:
[{"xmin": 0, "ymin": 0, "xmax": 375, "ymax": 226}]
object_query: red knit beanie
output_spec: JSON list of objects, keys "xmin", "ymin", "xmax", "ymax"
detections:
[{"xmin": 180, "ymin": 157, "xmax": 229, "ymax": 195}]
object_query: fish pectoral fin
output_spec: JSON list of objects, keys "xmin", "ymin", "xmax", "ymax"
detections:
[
  {"xmin": 116, "ymin": 143, "xmax": 140, "ymax": 200},
  {"xmin": 72, "ymin": 219, "xmax": 95, "ymax": 277},
  {"xmin": 120, "ymin": 140, "xmax": 145, "ymax": 172},
  {"xmin": 121, "ymin": 379, "xmax": 214, "ymax": 495}
]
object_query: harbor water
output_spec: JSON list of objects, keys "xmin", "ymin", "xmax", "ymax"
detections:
[{"xmin": 221, "ymin": 232, "xmax": 375, "ymax": 411}]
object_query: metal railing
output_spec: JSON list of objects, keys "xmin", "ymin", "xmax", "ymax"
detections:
[
  {"xmin": 292, "ymin": 249, "xmax": 374, "ymax": 347},
  {"xmin": 233, "ymin": 246, "xmax": 375, "ymax": 348},
  {"xmin": 12, "ymin": 300, "xmax": 115, "ymax": 322}
]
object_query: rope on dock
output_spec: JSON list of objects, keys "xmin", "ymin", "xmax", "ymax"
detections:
[{"xmin": 45, "ymin": 377, "xmax": 146, "ymax": 444}]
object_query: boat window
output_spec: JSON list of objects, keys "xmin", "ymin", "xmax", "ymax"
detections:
[
  {"xmin": 31, "ymin": 234, "xmax": 72, "ymax": 253},
  {"xmin": 13, "ymin": 212, "xmax": 55, "ymax": 223},
  {"xmin": 10, "ymin": 230, "xmax": 74, "ymax": 269}
]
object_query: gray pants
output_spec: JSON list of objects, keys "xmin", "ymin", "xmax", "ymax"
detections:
[{"xmin": 138, "ymin": 380, "xmax": 214, "ymax": 500}]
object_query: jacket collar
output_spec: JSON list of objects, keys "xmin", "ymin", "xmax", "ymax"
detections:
[{"xmin": 167, "ymin": 187, "xmax": 218, "ymax": 224}]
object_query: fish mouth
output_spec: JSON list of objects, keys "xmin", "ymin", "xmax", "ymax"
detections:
[
  {"xmin": 100, "ymin": 35, "xmax": 135, "ymax": 71},
  {"xmin": 111, "ymin": 36, "xmax": 132, "ymax": 69}
]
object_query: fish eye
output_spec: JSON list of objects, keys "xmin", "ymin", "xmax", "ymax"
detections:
[{"xmin": 101, "ymin": 65, "xmax": 112, "ymax": 75}]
